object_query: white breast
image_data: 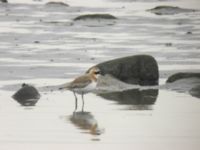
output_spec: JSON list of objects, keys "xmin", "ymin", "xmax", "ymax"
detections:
[{"xmin": 74, "ymin": 81, "xmax": 97, "ymax": 94}]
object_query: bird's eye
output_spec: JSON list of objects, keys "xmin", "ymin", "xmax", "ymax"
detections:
[{"xmin": 95, "ymin": 71, "xmax": 101, "ymax": 74}]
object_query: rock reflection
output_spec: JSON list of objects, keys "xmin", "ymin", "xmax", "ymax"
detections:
[
  {"xmin": 99, "ymin": 89, "xmax": 158, "ymax": 110},
  {"xmin": 69, "ymin": 111, "xmax": 104, "ymax": 136}
]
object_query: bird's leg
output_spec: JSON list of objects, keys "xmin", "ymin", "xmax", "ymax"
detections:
[
  {"xmin": 81, "ymin": 93, "xmax": 85, "ymax": 112},
  {"xmin": 73, "ymin": 91, "xmax": 78, "ymax": 112}
]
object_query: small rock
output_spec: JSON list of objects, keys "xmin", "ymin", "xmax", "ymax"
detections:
[
  {"xmin": 147, "ymin": 6, "xmax": 196, "ymax": 15},
  {"xmin": 12, "ymin": 83, "xmax": 40, "ymax": 106},
  {"xmin": 166, "ymin": 72, "xmax": 200, "ymax": 83},
  {"xmin": 73, "ymin": 14, "xmax": 117, "ymax": 21},
  {"xmin": 186, "ymin": 31, "xmax": 192, "ymax": 35},
  {"xmin": 164, "ymin": 77, "xmax": 200, "ymax": 98},
  {"xmin": 69, "ymin": 22, "xmax": 74, "ymax": 26},
  {"xmin": 190, "ymin": 85, "xmax": 200, "ymax": 98},
  {"xmin": 34, "ymin": 41, "xmax": 40, "ymax": 44},
  {"xmin": 165, "ymin": 43, "xmax": 172, "ymax": 47},
  {"xmin": 45, "ymin": 2, "xmax": 69, "ymax": 7},
  {"xmin": 0, "ymin": 0, "xmax": 7, "ymax": 3},
  {"xmin": 177, "ymin": 22, "xmax": 183, "ymax": 25}
]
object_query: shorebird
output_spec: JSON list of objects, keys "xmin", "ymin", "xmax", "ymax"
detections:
[{"xmin": 59, "ymin": 67, "xmax": 101, "ymax": 111}]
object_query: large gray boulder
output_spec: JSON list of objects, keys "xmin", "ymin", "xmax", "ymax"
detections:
[{"xmin": 89, "ymin": 55, "xmax": 159, "ymax": 85}]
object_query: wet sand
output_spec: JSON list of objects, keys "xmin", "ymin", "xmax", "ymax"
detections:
[{"xmin": 0, "ymin": 0, "xmax": 200, "ymax": 149}]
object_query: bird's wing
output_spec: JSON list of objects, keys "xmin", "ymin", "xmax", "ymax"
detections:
[{"xmin": 68, "ymin": 75, "xmax": 92, "ymax": 89}]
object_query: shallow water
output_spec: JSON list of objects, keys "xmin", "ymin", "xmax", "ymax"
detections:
[
  {"xmin": 0, "ymin": 0, "xmax": 200, "ymax": 149},
  {"xmin": 1, "ymin": 87, "xmax": 200, "ymax": 150}
]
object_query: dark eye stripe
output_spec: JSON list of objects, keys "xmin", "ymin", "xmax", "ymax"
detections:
[{"xmin": 95, "ymin": 71, "xmax": 101, "ymax": 74}]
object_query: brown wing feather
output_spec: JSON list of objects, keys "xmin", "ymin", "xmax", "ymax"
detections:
[{"xmin": 68, "ymin": 74, "xmax": 92, "ymax": 89}]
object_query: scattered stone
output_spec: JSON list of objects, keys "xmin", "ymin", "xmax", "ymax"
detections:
[
  {"xmin": 69, "ymin": 22, "xmax": 74, "ymax": 26},
  {"xmin": 165, "ymin": 42, "xmax": 172, "ymax": 47},
  {"xmin": 190, "ymin": 85, "xmax": 200, "ymax": 98},
  {"xmin": 0, "ymin": 0, "xmax": 7, "ymax": 3},
  {"xmin": 45, "ymin": 2, "xmax": 69, "ymax": 7},
  {"xmin": 164, "ymin": 77, "xmax": 200, "ymax": 99},
  {"xmin": 186, "ymin": 31, "xmax": 192, "ymax": 35},
  {"xmin": 73, "ymin": 14, "xmax": 117, "ymax": 21},
  {"xmin": 166, "ymin": 72, "xmax": 200, "ymax": 83},
  {"xmin": 12, "ymin": 83, "xmax": 40, "ymax": 106},
  {"xmin": 165, "ymin": 73, "xmax": 200, "ymax": 97},
  {"xmin": 9, "ymin": 70, "xmax": 13, "ymax": 74},
  {"xmin": 88, "ymin": 55, "xmax": 159, "ymax": 85},
  {"xmin": 34, "ymin": 41, "xmax": 40, "ymax": 44},
  {"xmin": 177, "ymin": 22, "xmax": 183, "ymax": 25},
  {"xmin": 147, "ymin": 6, "xmax": 196, "ymax": 15}
]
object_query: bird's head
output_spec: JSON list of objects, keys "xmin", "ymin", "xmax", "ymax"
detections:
[{"xmin": 88, "ymin": 67, "xmax": 101, "ymax": 79}]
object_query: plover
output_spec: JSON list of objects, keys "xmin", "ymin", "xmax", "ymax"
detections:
[{"xmin": 59, "ymin": 67, "xmax": 101, "ymax": 111}]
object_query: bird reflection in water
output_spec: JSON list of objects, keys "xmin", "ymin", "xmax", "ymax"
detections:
[
  {"xmin": 69, "ymin": 111, "xmax": 104, "ymax": 136},
  {"xmin": 99, "ymin": 89, "xmax": 158, "ymax": 110}
]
